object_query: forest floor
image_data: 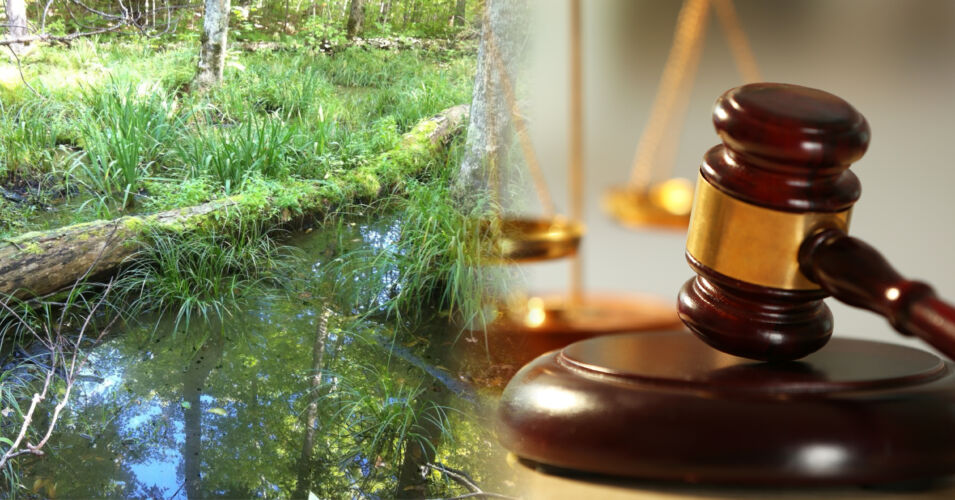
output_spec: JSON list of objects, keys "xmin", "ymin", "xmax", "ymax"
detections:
[{"xmin": 0, "ymin": 36, "xmax": 476, "ymax": 236}]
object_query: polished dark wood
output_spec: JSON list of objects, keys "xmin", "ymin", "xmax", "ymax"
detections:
[
  {"xmin": 680, "ymin": 254, "xmax": 833, "ymax": 362},
  {"xmin": 801, "ymin": 228, "xmax": 955, "ymax": 360},
  {"xmin": 498, "ymin": 331, "xmax": 955, "ymax": 485},
  {"xmin": 458, "ymin": 294, "xmax": 682, "ymax": 390},
  {"xmin": 677, "ymin": 83, "xmax": 872, "ymax": 361},
  {"xmin": 499, "ymin": 83, "xmax": 955, "ymax": 485},
  {"xmin": 680, "ymin": 83, "xmax": 955, "ymax": 362},
  {"xmin": 707, "ymin": 83, "xmax": 867, "ymax": 213}
]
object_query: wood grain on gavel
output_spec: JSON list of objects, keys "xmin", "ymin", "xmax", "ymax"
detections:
[{"xmin": 678, "ymin": 83, "xmax": 955, "ymax": 361}]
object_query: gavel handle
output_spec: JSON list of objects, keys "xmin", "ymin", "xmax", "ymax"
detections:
[{"xmin": 800, "ymin": 229, "xmax": 955, "ymax": 360}]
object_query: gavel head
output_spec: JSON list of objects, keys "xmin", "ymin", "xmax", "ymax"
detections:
[{"xmin": 678, "ymin": 83, "xmax": 870, "ymax": 361}]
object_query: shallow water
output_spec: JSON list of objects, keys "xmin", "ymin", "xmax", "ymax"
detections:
[{"xmin": 19, "ymin": 214, "xmax": 514, "ymax": 499}]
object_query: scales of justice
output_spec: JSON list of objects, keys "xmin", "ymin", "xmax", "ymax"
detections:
[{"xmin": 490, "ymin": 0, "xmax": 955, "ymax": 490}]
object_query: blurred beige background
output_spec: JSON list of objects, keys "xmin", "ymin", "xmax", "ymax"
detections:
[{"xmin": 515, "ymin": 0, "xmax": 955, "ymax": 352}]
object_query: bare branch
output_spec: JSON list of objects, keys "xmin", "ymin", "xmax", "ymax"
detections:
[
  {"xmin": 0, "ymin": 356, "xmax": 56, "ymax": 468},
  {"xmin": 0, "ymin": 21, "xmax": 128, "ymax": 47},
  {"xmin": 41, "ymin": 0, "xmax": 57, "ymax": 31},
  {"xmin": 4, "ymin": 45, "xmax": 42, "ymax": 98},
  {"xmin": 68, "ymin": 0, "xmax": 126, "ymax": 21}
]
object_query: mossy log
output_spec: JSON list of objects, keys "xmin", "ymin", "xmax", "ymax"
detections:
[{"xmin": 0, "ymin": 104, "xmax": 469, "ymax": 299}]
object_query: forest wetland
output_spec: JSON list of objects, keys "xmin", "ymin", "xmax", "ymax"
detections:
[{"xmin": 0, "ymin": 0, "xmax": 523, "ymax": 498}]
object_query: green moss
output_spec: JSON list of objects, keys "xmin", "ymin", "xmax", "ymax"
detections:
[
  {"xmin": 22, "ymin": 242, "xmax": 44, "ymax": 255},
  {"xmin": 122, "ymin": 217, "xmax": 147, "ymax": 233}
]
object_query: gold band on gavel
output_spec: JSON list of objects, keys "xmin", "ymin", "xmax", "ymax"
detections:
[{"xmin": 685, "ymin": 173, "xmax": 851, "ymax": 290}]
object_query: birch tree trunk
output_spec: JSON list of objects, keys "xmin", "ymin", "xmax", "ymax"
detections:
[
  {"xmin": 195, "ymin": 0, "xmax": 231, "ymax": 90},
  {"xmin": 454, "ymin": 0, "xmax": 527, "ymax": 195},
  {"xmin": 345, "ymin": 0, "xmax": 364, "ymax": 38},
  {"xmin": 378, "ymin": 0, "xmax": 392, "ymax": 24},
  {"xmin": 452, "ymin": 0, "xmax": 466, "ymax": 27},
  {"xmin": 4, "ymin": 0, "xmax": 27, "ymax": 53}
]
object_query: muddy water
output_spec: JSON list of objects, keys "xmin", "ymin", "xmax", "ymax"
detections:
[{"xmin": 20, "ymin": 215, "xmax": 516, "ymax": 499}]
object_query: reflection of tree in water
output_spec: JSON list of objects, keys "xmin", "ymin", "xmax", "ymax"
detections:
[
  {"xmin": 19, "ymin": 214, "xmax": 514, "ymax": 498},
  {"xmin": 294, "ymin": 306, "xmax": 331, "ymax": 498},
  {"xmin": 182, "ymin": 331, "xmax": 223, "ymax": 498}
]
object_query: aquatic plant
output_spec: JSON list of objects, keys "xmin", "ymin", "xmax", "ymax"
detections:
[
  {"xmin": 327, "ymin": 138, "xmax": 507, "ymax": 331},
  {"xmin": 324, "ymin": 360, "xmax": 454, "ymax": 477},
  {"xmin": 115, "ymin": 218, "xmax": 295, "ymax": 336}
]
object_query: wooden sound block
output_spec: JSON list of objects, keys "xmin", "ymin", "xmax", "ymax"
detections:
[
  {"xmin": 498, "ymin": 331, "xmax": 955, "ymax": 486},
  {"xmin": 457, "ymin": 294, "xmax": 681, "ymax": 390}
]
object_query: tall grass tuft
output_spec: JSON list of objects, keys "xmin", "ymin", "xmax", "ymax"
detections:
[
  {"xmin": 0, "ymin": 100, "xmax": 73, "ymax": 179},
  {"xmin": 176, "ymin": 113, "xmax": 298, "ymax": 193},
  {"xmin": 328, "ymin": 143, "xmax": 508, "ymax": 330},
  {"xmin": 115, "ymin": 219, "xmax": 295, "ymax": 335},
  {"xmin": 73, "ymin": 81, "xmax": 183, "ymax": 210},
  {"xmin": 326, "ymin": 362, "xmax": 453, "ymax": 469}
]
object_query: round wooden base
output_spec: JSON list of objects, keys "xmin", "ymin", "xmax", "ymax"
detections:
[
  {"xmin": 498, "ymin": 331, "xmax": 955, "ymax": 486},
  {"xmin": 457, "ymin": 294, "xmax": 682, "ymax": 390}
]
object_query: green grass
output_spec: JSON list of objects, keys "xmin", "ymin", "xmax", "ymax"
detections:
[
  {"xmin": 323, "ymin": 138, "xmax": 508, "ymax": 331},
  {"xmin": 72, "ymin": 80, "xmax": 184, "ymax": 210},
  {"xmin": 175, "ymin": 111, "xmax": 305, "ymax": 194},
  {"xmin": 0, "ymin": 39, "xmax": 475, "ymax": 229},
  {"xmin": 323, "ymin": 359, "xmax": 455, "ymax": 475},
  {"xmin": 114, "ymin": 218, "xmax": 295, "ymax": 336}
]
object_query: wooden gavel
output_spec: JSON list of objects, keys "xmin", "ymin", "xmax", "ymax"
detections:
[{"xmin": 678, "ymin": 82, "xmax": 955, "ymax": 362}]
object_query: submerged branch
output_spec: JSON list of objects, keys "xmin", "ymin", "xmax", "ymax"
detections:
[{"xmin": 372, "ymin": 334, "xmax": 477, "ymax": 405}]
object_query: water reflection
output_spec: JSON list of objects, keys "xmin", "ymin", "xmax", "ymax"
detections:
[{"xmin": 20, "ymin": 214, "xmax": 514, "ymax": 499}]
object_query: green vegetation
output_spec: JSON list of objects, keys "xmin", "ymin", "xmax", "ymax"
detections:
[
  {"xmin": 328, "ymin": 154, "xmax": 506, "ymax": 331},
  {"xmin": 115, "ymin": 219, "xmax": 294, "ymax": 336},
  {"xmin": 0, "ymin": 38, "xmax": 475, "ymax": 233},
  {"xmin": 0, "ymin": 1, "xmax": 520, "ymax": 497}
]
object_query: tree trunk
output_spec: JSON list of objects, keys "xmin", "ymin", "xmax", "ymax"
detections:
[
  {"xmin": 409, "ymin": 0, "xmax": 420, "ymax": 25},
  {"xmin": 294, "ymin": 308, "xmax": 331, "ymax": 498},
  {"xmin": 378, "ymin": 0, "xmax": 392, "ymax": 24},
  {"xmin": 452, "ymin": 0, "xmax": 466, "ymax": 27},
  {"xmin": 402, "ymin": 0, "xmax": 415, "ymax": 27},
  {"xmin": 4, "ymin": 0, "xmax": 27, "ymax": 53},
  {"xmin": 345, "ymin": 0, "xmax": 364, "ymax": 38},
  {"xmin": 283, "ymin": 0, "xmax": 291, "ymax": 32},
  {"xmin": 195, "ymin": 0, "xmax": 231, "ymax": 90},
  {"xmin": 455, "ymin": 0, "xmax": 527, "ymax": 196},
  {"xmin": 0, "ymin": 105, "xmax": 468, "ymax": 300}
]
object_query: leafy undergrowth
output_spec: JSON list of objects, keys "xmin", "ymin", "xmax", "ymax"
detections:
[{"xmin": 0, "ymin": 38, "xmax": 475, "ymax": 236}]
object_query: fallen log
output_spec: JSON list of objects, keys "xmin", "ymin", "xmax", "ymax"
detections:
[{"xmin": 0, "ymin": 104, "xmax": 469, "ymax": 299}]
